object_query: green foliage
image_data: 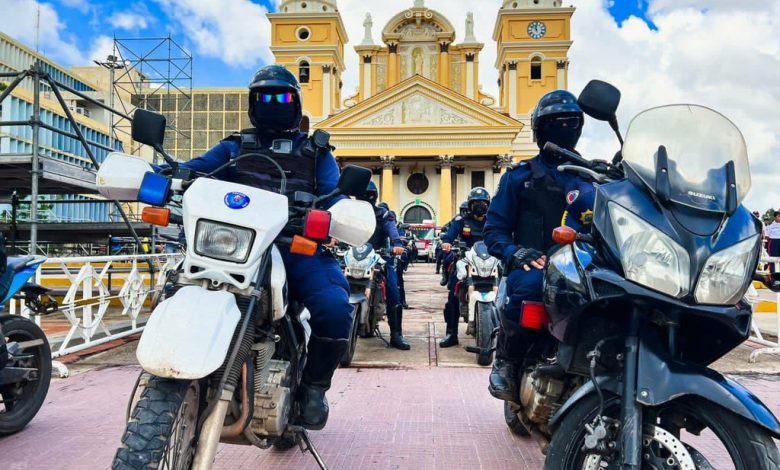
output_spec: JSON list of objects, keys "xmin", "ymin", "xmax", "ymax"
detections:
[
  {"xmin": 763, "ymin": 208, "xmax": 777, "ymax": 224},
  {"xmin": 0, "ymin": 82, "xmax": 7, "ymax": 92}
]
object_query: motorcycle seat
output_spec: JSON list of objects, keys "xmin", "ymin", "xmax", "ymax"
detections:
[{"xmin": 0, "ymin": 256, "xmax": 36, "ymax": 301}]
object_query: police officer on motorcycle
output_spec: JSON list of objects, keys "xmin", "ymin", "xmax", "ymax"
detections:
[
  {"xmin": 484, "ymin": 90, "xmax": 585, "ymax": 401},
  {"xmin": 169, "ymin": 65, "xmax": 352, "ymax": 430},
  {"xmin": 439, "ymin": 187, "xmax": 492, "ymax": 348},
  {"xmin": 361, "ymin": 183, "xmax": 411, "ymax": 350},
  {"xmin": 438, "ymin": 201, "xmax": 472, "ymax": 285}
]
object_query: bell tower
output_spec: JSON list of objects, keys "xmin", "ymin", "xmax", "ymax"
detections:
[
  {"xmin": 267, "ymin": 1, "xmax": 349, "ymax": 125},
  {"xmin": 493, "ymin": 0, "xmax": 574, "ymax": 118}
]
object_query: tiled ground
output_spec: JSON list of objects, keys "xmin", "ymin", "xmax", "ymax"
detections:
[{"xmin": 1, "ymin": 263, "xmax": 779, "ymax": 469}]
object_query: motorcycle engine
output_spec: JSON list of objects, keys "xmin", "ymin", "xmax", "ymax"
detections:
[
  {"xmin": 251, "ymin": 342, "xmax": 292, "ymax": 437},
  {"xmin": 519, "ymin": 366, "xmax": 565, "ymax": 425}
]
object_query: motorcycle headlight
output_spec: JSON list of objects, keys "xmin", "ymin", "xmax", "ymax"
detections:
[
  {"xmin": 347, "ymin": 258, "xmax": 372, "ymax": 278},
  {"xmin": 471, "ymin": 256, "xmax": 497, "ymax": 278},
  {"xmin": 609, "ymin": 202, "xmax": 690, "ymax": 298},
  {"xmin": 194, "ymin": 220, "xmax": 254, "ymax": 263},
  {"xmin": 695, "ymin": 236, "xmax": 758, "ymax": 305}
]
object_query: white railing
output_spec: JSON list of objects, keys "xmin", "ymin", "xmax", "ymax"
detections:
[
  {"xmin": 748, "ymin": 253, "xmax": 780, "ymax": 363},
  {"xmin": 8, "ymin": 253, "xmax": 182, "ymax": 376}
]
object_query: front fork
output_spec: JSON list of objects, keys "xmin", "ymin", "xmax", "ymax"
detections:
[{"xmin": 620, "ymin": 309, "xmax": 642, "ymax": 469}]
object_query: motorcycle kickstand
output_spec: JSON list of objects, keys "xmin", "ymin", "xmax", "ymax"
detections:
[
  {"xmin": 294, "ymin": 428, "xmax": 328, "ymax": 470},
  {"xmin": 374, "ymin": 327, "xmax": 390, "ymax": 347}
]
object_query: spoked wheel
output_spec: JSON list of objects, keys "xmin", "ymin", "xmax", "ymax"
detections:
[
  {"xmin": 546, "ymin": 394, "xmax": 780, "ymax": 469},
  {"xmin": 113, "ymin": 377, "xmax": 201, "ymax": 470},
  {"xmin": 0, "ymin": 316, "xmax": 52, "ymax": 436},
  {"xmin": 340, "ymin": 304, "xmax": 360, "ymax": 367}
]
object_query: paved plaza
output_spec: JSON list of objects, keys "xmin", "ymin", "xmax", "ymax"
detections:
[{"xmin": 1, "ymin": 264, "xmax": 780, "ymax": 469}]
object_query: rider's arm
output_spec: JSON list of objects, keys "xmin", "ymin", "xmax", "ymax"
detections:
[
  {"xmin": 441, "ymin": 217, "xmax": 463, "ymax": 244},
  {"xmin": 385, "ymin": 217, "xmax": 404, "ymax": 248},
  {"xmin": 155, "ymin": 140, "xmax": 235, "ymax": 175},
  {"xmin": 484, "ymin": 168, "xmax": 527, "ymax": 263},
  {"xmin": 316, "ymin": 150, "xmax": 346, "ymax": 209}
]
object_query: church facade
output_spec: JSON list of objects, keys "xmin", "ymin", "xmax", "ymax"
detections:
[{"xmin": 268, "ymin": 0, "xmax": 575, "ymax": 224}]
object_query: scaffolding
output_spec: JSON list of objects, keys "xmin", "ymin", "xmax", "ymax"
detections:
[{"xmin": 110, "ymin": 35, "xmax": 193, "ymax": 158}]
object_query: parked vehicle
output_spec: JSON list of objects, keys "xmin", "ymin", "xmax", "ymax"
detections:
[
  {"xmin": 455, "ymin": 242, "xmax": 500, "ymax": 366},
  {"xmin": 0, "ymin": 237, "xmax": 54, "ymax": 435},
  {"xmin": 101, "ymin": 110, "xmax": 375, "ymax": 470},
  {"xmin": 340, "ymin": 243, "xmax": 386, "ymax": 366},
  {"xmin": 498, "ymin": 81, "xmax": 780, "ymax": 468},
  {"xmin": 408, "ymin": 222, "xmax": 437, "ymax": 262}
]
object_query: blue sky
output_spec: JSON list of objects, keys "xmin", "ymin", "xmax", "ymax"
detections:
[{"xmin": 19, "ymin": 0, "xmax": 646, "ymax": 88}]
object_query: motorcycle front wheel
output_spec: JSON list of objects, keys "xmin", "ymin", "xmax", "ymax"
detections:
[
  {"xmin": 475, "ymin": 302, "xmax": 497, "ymax": 366},
  {"xmin": 113, "ymin": 377, "xmax": 201, "ymax": 470},
  {"xmin": 545, "ymin": 393, "xmax": 780, "ymax": 469},
  {"xmin": 0, "ymin": 316, "xmax": 52, "ymax": 436},
  {"xmin": 340, "ymin": 304, "xmax": 360, "ymax": 367}
]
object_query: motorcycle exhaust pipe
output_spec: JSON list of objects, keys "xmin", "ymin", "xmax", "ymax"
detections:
[
  {"xmin": 192, "ymin": 388, "xmax": 233, "ymax": 470},
  {"xmin": 221, "ymin": 363, "xmax": 250, "ymax": 439}
]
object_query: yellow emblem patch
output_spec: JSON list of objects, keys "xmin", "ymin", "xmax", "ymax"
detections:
[{"xmin": 580, "ymin": 209, "xmax": 594, "ymax": 225}]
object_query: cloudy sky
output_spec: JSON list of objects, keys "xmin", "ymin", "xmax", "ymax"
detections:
[{"xmin": 2, "ymin": 0, "xmax": 778, "ymax": 211}]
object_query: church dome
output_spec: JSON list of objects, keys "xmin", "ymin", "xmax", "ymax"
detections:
[
  {"xmin": 279, "ymin": 0, "xmax": 338, "ymax": 13},
  {"xmin": 502, "ymin": 0, "xmax": 562, "ymax": 8}
]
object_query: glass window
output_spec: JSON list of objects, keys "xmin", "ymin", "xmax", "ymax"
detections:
[
  {"xmin": 471, "ymin": 171, "xmax": 485, "ymax": 189},
  {"xmin": 407, "ymin": 173, "xmax": 429, "ymax": 195},
  {"xmin": 177, "ymin": 96, "xmax": 191, "ymax": 111},
  {"xmin": 404, "ymin": 206, "xmax": 433, "ymax": 224},
  {"xmin": 208, "ymin": 112, "xmax": 224, "ymax": 130},
  {"xmin": 531, "ymin": 58, "xmax": 542, "ymax": 80},
  {"xmin": 299, "ymin": 61, "xmax": 310, "ymax": 84},
  {"xmin": 193, "ymin": 112, "xmax": 207, "ymax": 130},
  {"xmin": 192, "ymin": 130, "xmax": 207, "ymax": 149},
  {"xmin": 225, "ymin": 113, "xmax": 240, "ymax": 131},
  {"xmin": 209, "ymin": 93, "xmax": 224, "ymax": 111},
  {"xmin": 225, "ymin": 94, "xmax": 240, "ymax": 111}
]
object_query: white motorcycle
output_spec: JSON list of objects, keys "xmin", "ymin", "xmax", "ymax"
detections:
[
  {"xmin": 455, "ymin": 241, "xmax": 501, "ymax": 366},
  {"xmin": 99, "ymin": 110, "xmax": 375, "ymax": 470}
]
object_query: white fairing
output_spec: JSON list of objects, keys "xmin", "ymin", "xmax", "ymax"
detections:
[
  {"xmin": 456, "ymin": 259, "xmax": 469, "ymax": 280},
  {"xmin": 96, "ymin": 152, "xmax": 154, "ymax": 200},
  {"xmin": 137, "ymin": 286, "xmax": 240, "ymax": 379},
  {"xmin": 299, "ymin": 309, "xmax": 312, "ymax": 346},
  {"xmin": 329, "ymin": 199, "xmax": 376, "ymax": 246},
  {"xmin": 270, "ymin": 246, "xmax": 287, "ymax": 321},
  {"xmin": 182, "ymin": 178, "xmax": 288, "ymax": 289}
]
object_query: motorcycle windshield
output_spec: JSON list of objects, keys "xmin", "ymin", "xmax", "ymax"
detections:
[{"xmin": 622, "ymin": 105, "xmax": 750, "ymax": 213}]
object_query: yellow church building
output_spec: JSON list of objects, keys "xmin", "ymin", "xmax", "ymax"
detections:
[{"xmin": 268, "ymin": 0, "xmax": 574, "ymax": 224}]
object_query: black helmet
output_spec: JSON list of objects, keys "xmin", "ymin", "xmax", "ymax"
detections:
[
  {"xmin": 467, "ymin": 187, "xmax": 490, "ymax": 217},
  {"xmin": 248, "ymin": 65, "xmax": 302, "ymax": 132},
  {"xmin": 531, "ymin": 90, "xmax": 583, "ymax": 153},
  {"xmin": 361, "ymin": 180, "xmax": 379, "ymax": 205},
  {"xmin": 459, "ymin": 201, "xmax": 470, "ymax": 218}
]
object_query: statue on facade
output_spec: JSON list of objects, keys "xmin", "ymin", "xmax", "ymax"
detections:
[
  {"xmin": 413, "ymin": 48, "xmax": 424, "ymax": 76},
  {"xmin": 464, "ymin": 12, "xmax": 477, "ymax": 42},
  {"xmin": 362, "ymin": 13, "xmax": 374, "ymax": 45},
  {"xmin": 414, "ymin": 0, "xmax": 425, "ymax": 8}
]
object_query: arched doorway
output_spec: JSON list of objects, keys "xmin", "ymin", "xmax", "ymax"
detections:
[{"xmin": 403, "ymin": 205, "xmax": 432, "ymax": 224}]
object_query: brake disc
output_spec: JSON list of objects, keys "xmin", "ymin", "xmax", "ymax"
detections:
[{"xmin": 583, "ymin": 424, "xmax": 696, "ymax": 469}]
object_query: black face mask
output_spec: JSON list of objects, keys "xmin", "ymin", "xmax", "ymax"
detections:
[
  {"xmin": 364, "ymin": 192, "xmax": 378, "ymax": 206},
  {"xmin": 470, "ymin": 201, "xmax": 488, "ymax": 217},
  {"xmin": 537, "ymin": 115, "xmax": 583, "ymax": 154},
  {"xmin": 251, "ymin": 102, "xmax": 299, "ymax": 132}
]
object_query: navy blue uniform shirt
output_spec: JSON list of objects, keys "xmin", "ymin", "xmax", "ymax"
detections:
[{"xmin": 441, "ymin": 215, "xmax": 486, "ymax": 248}]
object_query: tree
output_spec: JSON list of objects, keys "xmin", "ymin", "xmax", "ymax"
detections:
[{"xmin": 763, "ymin": 208, "xmax": 777, "ymax": 224}]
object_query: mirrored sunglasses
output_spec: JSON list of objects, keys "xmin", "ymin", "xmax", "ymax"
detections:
[{"xmin": 255, "ymin": 92, "xmax": 294, "ymax": 104}]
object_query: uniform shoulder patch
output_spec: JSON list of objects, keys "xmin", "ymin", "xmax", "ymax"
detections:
[
  {"xmin": 566, "ymin": 190, "xmax": 580, "ymax": 205},
  {"xmin": 454, "ymin": 215, "xmax": 463, "ymax": 221},
  {"xmin": 509, "ymin": 160, "xmax": 529, "ymax": 171}
]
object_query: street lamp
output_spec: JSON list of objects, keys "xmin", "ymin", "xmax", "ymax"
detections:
[{"xmin": 93, "ymin": 54, "xmax": 124, "ymax": 142}]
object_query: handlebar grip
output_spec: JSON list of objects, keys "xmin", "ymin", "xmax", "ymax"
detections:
[{"xmin": 543, "ymin": 142, "xmax": 592, "ymax": 169}]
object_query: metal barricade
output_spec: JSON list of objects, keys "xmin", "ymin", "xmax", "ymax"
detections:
[
  {"xmin": 748, "ymin": 253, "xmax": 780, "ymax": 363},
  {"xmin": 7, "ymin": 253, "xmax": 182, "ymax": 376}
]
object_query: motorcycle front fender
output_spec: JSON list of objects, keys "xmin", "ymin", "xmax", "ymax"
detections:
[
  {"xmin": 136, "ymin": 286, "xmax": 240, "ymax": 380},
  {"xmin": 549, "ymin": 332, "xmax": 780, "ymax": 438}
]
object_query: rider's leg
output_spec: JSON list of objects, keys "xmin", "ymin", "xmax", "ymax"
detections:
[
  {"xmin": 384, "ymin": 260, "xmax": 410, "ymax": 350},
  {"xmin": 283, "ymin": 249, "xmax": 351, "ymax": 430},
  {"xmin": 489, "ymin": 268, "xmax": 543, "ymax": 401},
  {"xmin": 439, "ymin": 269, "xmax": 460, "ymax": 348}
]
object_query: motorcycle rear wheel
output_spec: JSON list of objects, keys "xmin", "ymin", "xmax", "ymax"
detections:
[
  {"xmin": 113, "ymin": 377, "xmax": 201, "ymax": 470},
  {"xmin": 545, "ymin": 393, "xmax": 780, "ymax": 469},
  {"xmin": 0, "ymin": 316, "xmax": 52, "ymax": 436},
  {"xmin": 340, "ymin": 304, "xmax": 360, "ymax": 367}
]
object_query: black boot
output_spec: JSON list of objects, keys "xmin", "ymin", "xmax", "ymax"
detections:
[
  {"xmin": 440, "ymin": 269, "xmax": 449, "ymax": 286},
  {"xmin": 298, "ymin": 335, "xmax": 349, "ymax": 430},
  {"xmin": 389, "ymin": 306, "xmax": 411, "ymax": 350},
  {"xmin": 438, "ymin": 326, "xmax": 459, "ymax": 348},
  {"xmin": 488, "ymin": 311, "xmax": 526, "ymax": 402}
]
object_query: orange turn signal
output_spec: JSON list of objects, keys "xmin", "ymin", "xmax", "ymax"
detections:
[
  {"xmin": 141, "ymin": 207, "xmax": 171, "ymax": 227},
  {"xmin": 290, "ymin": 235, "xmax": 318, "ymax": 257},
  {"xmin": 552, "ymin": 226, "xmax": 578, "ymax": 245}
]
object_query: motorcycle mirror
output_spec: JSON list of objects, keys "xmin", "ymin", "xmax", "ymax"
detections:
[
  {"xmin": 132, "ymin": 109, "xmax": 167, "ymax": 149},
  {"xmin": 578, "ymin": 80, "xmax": 621, "ymax": 122},
  {"xmin": 552, "ymin": 226, "xmax": 578, "ymax": 245},
  {"xmin": 337, "ymin": 165, "xmax": 373, "ymax": 197}
]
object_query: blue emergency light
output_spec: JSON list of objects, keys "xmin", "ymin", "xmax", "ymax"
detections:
[{"xmin": 138, "ymin": 172, "xmax": 172, "ymax": 207}]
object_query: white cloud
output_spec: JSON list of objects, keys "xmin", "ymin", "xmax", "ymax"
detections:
[
  {"xmin": 58, "ymin": 0, "xmax": 90, "ymax": 13},
  {"xmin": 154, "ymin": 0, "xmax": 274, "ymax": 68},
  {"xmin": 110, "ymin": 11, "xmax": 150, "ymax": 31},
  {"xmin": 0, "ymin": 0, "xmax": 86, "ymax": 65},
  {"xmin": 87, "ymin": 35, "xmax": 116, "ymax": 62}
]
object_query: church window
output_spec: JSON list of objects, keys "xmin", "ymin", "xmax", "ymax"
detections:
[
  {"xmin": 404, "ymin": 206, "xmax": 433, "ymax": 224},
  {"xmin": 297, "ymin": 26, "xmax": 311, "ymax": 41},
  {"xmin": 301, "ymin": 2, "xmax": 307, "ymax": 8},
  {"xmin": 531, "ymin": 57, "xmax": 542, "ymax": 80},
  {"xmin": 299, "ymin": 61, "xmax": 310, "ymax": 84},
  {"xmin": 407, "ymin": 173, "xmax": 430, "ymax": 195},
  {"xmin": 471, "ymin": 171, "xmax": 485, "ymax": 189}
]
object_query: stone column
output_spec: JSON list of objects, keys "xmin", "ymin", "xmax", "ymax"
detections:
[
  {"xmin": 380, "ymin": 155, "xmax": 396, "ymax": 210},
  {"xmin": 438, "ymin": 155, "xmax": 455, "ymax": 224},
  {"xmin": 556, "ymin": 59, "xmax": 569, "ymax": 90},
  {"xmin": 438, "ymin": 42, "xmax": 450, "ymax": 86},
  {"xmin": 388, "ymin": 43, "xmax": 399, "ymax": 87},
  {"xmin": 322, "ymin": 64, "xmax": 332, "ymax": 118},
  {"xmin": 508, "ymin": 61, "xmax": 518, "ymax": 117},
  {"xmin": 465, "ymin": 53, "xmax": 475, "ymax": 99},
  {"xmin": 362, "ymin": 55, "xmax": 373, "ymax": 100}
]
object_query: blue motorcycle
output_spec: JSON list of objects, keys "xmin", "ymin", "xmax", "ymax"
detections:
[
  {"xmin": 0, "ymin": 237, "xmax": 53, "ymax": 435},
  {"xmin": 501, "ymin": 81, "xmax": 780, "ymax": 469}
]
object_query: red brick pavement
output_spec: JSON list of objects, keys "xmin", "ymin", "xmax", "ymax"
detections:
[{"xmin": 0, "ymin": 364, "xmax": 779, "ymax": 469}]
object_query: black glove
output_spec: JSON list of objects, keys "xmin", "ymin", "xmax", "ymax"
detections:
[{"xmin": 510, "ymin": 247, "xmax": 545, "ymax": 271}]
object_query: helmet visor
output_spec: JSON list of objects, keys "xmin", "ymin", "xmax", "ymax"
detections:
[{"xmin": 255, "ymin": 91, "xmax": 295, "ymax": 104}]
